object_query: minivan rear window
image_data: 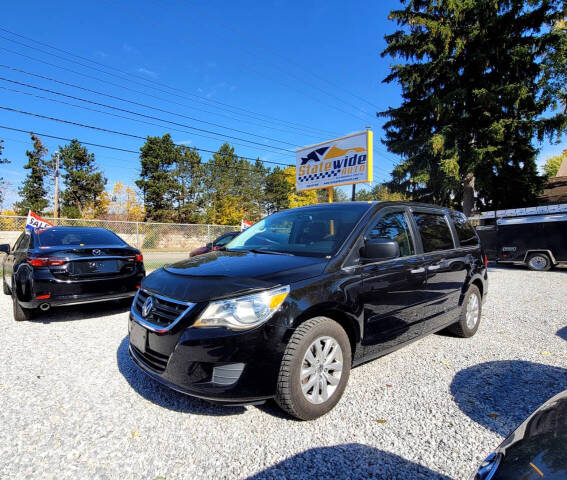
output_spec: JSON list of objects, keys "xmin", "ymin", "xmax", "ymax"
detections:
[
  {"xmin": 450, "ymin": 212, "xmax": 479, "ymax": 247},
  {"xmin": 413, "ymin": 212, "xmax": 454, "ymax": 252},
  {"xmin": 37, "ymin": 228, "xmax": 125, "ymax": 247}
]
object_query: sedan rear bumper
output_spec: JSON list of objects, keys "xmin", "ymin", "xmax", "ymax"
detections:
[{"xmin": 20, "ymin": 290, "xmax": 137, "ymax": 309}]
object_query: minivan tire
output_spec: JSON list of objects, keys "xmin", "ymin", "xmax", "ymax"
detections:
[
  {"xmin": 526, "ymin": 252, "xmax": 552, "ymax": 271},
  {"xmin": 275, "ymin": 316, "xmax": 351, "ymax": 421},
  {"xmin": 448, "ymin": 285, "xmax": 481, "ymax": 338},
  {"xmin": 12, "ymin": 294, "xmax": 35, "ymax": 321},
  {"xmin": 3, "ymin": 278, "xmax": 10, "ymax": 295}
]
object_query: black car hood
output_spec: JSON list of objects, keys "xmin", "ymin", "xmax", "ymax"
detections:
[
  {"xmin": 493, "ymin": 389, "xmax": 567, "ymax": 479},
  {"xmin": 142, "ymin": 250, "xmax": 328, "ymax": 302}
]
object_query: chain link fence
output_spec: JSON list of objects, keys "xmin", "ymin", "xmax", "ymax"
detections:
[{"xmin": 0, "ymin": 215, "xmax": 239, "ymax": 269}]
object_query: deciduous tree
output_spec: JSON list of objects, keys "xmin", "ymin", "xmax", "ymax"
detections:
[{"xmin": 543, "ymin": 149, "xmax": 567, "ymax": 177}]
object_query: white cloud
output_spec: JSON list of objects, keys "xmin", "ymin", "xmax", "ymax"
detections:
[{"xmin": 137, "ymin": 67, "xmax": 157, "ymax": 78}]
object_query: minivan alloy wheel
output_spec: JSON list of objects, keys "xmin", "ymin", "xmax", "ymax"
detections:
[
  {"xmin": 465, "ymin": 292, "xmax": 480, "ymax": 329},
  {"xmin": 301, "ymin": 336, "xmax": 343, "ymax": 404}
]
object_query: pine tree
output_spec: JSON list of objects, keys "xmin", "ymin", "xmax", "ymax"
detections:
[
  {"xmin": 136, "ymin": 134, "xmax": 179, "ymax": 222},
  {"xmin": 174, "ymin": 145, "xmax": 204, "ymax": 223},
  {"xmin": 59, "ymin": 139, "xmax": 107, "ymax": 218},
  {"xmin": 381, "ymin": 0, "xmax": 567, "ymax": 212},
  {"xmin": 17, "ymin": 133, "xmax": 49, "ymax": 215}
]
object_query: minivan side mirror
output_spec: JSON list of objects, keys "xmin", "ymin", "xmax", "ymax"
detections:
[
  {"xmin": 362, "ymin": 238, "xmax": 400, "ymax": 261},
  {"xmin": 0, "ymin": 244, "xmax": 10, "ymax": 254}
]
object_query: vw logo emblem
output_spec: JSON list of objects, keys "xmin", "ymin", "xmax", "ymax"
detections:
[
  {"xmin": 142, "ymin": 296, "xmax": 153, "ymax": 318},
  {"xmin": 92, "ymin": 249, "xmax": 102, "ymax": 256}
]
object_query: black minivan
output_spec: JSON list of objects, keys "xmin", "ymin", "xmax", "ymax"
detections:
[{"xmin": 128, "ymin": 202, "xmax": 487, "ymax": 420}]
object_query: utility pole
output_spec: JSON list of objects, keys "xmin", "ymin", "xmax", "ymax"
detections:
[{"xmin": 53, "ymin": 151, "xmax": 60, "ymax": 219}]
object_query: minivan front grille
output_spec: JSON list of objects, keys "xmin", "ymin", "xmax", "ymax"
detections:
[
  {"xmin": 131, "ymin": 289, "xmax": 195, "ymax": 332},
  {"xmin": 131, "ymin": 344, "xmax": 169, "ymax": 373}
]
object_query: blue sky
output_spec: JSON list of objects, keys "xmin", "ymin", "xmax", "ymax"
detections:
[{"xmin": 0, "ymin": 0, "xmax": 565, "ymax": 209}]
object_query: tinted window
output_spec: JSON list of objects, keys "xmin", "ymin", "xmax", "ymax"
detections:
[
  {"xmin": 214, "ymin": 233, "xmax": 237, "ymax": 247},
  {"xmin": 16, "ymin": 233, "xmax": 31, "ymax": 251},
  {"xmin": 228, "ymin": 204, "xmax": 371, "ymax": 257},
  {"xmin": 450, "ymin": 212, "xmax": 479, "ymax": 247},
  {"xmin": 413, "ymin": 212, "xmax": 454, "ymax": 252},
  {"xmin": 368, "ymin": 211, "xmax": 415, "ymax": 257},
  {"xmin": 37, "ymin": 228, "xmax": 125, "ymax": 247},
  {"xmin": 12, "ymin": 233, "xmax": 25, "ymax": 250}
]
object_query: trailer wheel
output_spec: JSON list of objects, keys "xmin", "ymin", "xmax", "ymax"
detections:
[{"xmin": 526, "ymin": 253, "xmax": 552, "ymax": 271}]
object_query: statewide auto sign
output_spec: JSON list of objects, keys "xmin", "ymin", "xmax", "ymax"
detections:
[{"xmin": 295, "ymin": 131, "xmax": 373, "ymax": 191}]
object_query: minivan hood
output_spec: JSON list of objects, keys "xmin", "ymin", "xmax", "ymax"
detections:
[{"xmin": 142, "ymin": 250, "xmax": 328, "ymax": 302}]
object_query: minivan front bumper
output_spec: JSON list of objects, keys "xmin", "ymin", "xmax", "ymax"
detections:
[{"xmin": 127, "ymin": 314, "xmax": 291, "ymax": 404}]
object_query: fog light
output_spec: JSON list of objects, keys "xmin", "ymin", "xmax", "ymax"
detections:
[{"xmin": 212, "ymin": 363, "xmax": 245, "ymax": 386}]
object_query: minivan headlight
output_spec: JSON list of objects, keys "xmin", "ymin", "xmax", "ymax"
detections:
[{"xmin": 193, "ymin": 285, "xmax": 290, "ymax": 331}]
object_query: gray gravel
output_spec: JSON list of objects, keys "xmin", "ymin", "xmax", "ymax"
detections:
[{"xmin": 1, "ymin": 265, "xmax": 566, "ymax": 480}]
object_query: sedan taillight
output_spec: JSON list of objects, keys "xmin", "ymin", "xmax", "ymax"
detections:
[
  {"xmin": 135, "ymin": 254, "xmax": 143, "ymax": 262},
  {"xmin": 28, "ymin": 257, "xmax": 67, "ymax": 267}
]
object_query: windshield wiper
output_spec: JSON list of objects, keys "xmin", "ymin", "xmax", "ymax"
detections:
[{"xmin": 248, "ymin": 248, "xmax": 294, "ymax": 256}]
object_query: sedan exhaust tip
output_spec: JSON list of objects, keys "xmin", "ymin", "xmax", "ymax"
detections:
[{"xmin": 39, "ymin": 303, "xmax": 51, "ymax": 312}]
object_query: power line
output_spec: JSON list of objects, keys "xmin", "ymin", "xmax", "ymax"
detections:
[
  {"xmin": 0, "ymin": 25, "xmax": 399, "ymax": 168},
  {"xmin": 0, "ymin": 63, "xmax": 299, "ymax": 153},
  {"xmin": 100, "ymin": 1, "xmax": 378, "ymax": 124},
  {"xmin": 0, "ymin": 53, "xmax": 300, "ymax": 150},
  {"xmin": 0, "ymin": 108, "xmax": 295, "ymax": 168},
  {"xmin": 0, "ymin": 83, "xmax": 296, "ymax": 157},
  {"xmin": 0, "ymin": 125, "xmax": 287, "ymax": 177},
  {"xmin": 0, "ymin": 29, "xmax": 340, "ymax": 139}
]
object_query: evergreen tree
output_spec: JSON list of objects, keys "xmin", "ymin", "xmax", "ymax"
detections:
[
  {"xmin": 59, "ymin": 139, "xmax": 107, "ymax": 218},
  {"xmin": 264, "ymin": 166, "xmax": 317, "ymax": 213},
  {"xmin": 203, "ymin": 143, "xmax": 259, "ymax": 224},
  {"xmin": 0, "ymin": 140, "xmax": 10, "ymax": 208},
  {"xmin": 381, "ymin": 0, "xmax": 567, "ymax": 211},
  {"xmin": 136, "ymin": 134, "xmax": 179, "ymax": 222},
  {"xmin": 17, "ymin": 133, "xmax": 49, "ymax": 215},
  {"xmin": 174, "ymin": 145, "xmax": 205, "ymax": 223}
]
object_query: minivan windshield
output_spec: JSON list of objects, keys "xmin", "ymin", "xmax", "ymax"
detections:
[
  {"xmin": 37, "ymin": 228, "xmax": 125, "ymax": 247},
  {"xmin": 227, "ymin": 203, "xmax": 372, "ymax": 257}
]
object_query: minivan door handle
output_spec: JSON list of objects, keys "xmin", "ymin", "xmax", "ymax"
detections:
[
  {"xmin": 410, "ymin": 267, "xmax": 425, "ymax": 274},
  {"xmin": 427, "ymin": 265, "xmax": 441, "ymax": 271}
]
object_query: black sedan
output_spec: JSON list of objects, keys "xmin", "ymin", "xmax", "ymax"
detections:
[
  {"xmin": 472, "ymin": 389, "xmax": 567, "ymax": 479},
  {"xmin": 1, "ymin": 226, "xmax": 145, "ymax": 321}
]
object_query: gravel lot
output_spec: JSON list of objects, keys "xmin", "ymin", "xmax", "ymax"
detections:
[{"xmin": 1, "ymin": 265, "xmax": 566, "ymax": 480}]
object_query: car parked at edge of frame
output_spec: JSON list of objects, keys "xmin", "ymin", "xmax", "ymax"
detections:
[
  {"xmin": 189, "ymin": 231, "xmax": 240, "ymax": 257},
  {"xmin": 471, "ymin": 389, "xmax": 567, "ymax": 479},
  {"xmin": 1, "ymin": 226, "xmax": 145, "ymax": 321},
  {"xmin": 128, "ymin": 201, "xmax": 487, "ymax": 420}
]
